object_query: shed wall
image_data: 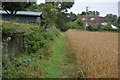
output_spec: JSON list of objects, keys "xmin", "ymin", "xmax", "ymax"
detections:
[{"xmin": 2, "ymin": 15, "xmax": 41, "ymax": 23}]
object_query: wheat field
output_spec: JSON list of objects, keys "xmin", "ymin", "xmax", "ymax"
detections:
[{"xmin": 65, "ymin": 30, "xmax": 118, "ymax": 78}]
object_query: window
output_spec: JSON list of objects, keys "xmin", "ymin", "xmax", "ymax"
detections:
[
  {"xmin": 101, "ymin": 22, "xmax": 108, "ymax": 25},
  {"xmin": 82, "ymin": 18, "xmax": 86, "ymax": 20},
  {"xmin": 90, "ymin": 18, "xmax": 95, "ymax": 20}
]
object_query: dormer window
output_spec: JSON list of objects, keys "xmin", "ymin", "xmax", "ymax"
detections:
[
  {"xmin": 101, "ymin": 22, "xmax": 108, "ymax": 25},
  {"xmin": 90, "ymin": 18, "xmax": 95, "ymax": 20},
  {"xmin": 82, "ymin": 18, "xmax": 86, "ymax": 20}
]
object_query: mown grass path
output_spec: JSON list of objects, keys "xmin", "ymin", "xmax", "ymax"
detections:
[
  {"xmin": 42, "ymin": 34, "xmax": 82, "ymax": 78},
  {"xmin": 43, "ymin": 37, "xmax": 64, "ymax": 78}
]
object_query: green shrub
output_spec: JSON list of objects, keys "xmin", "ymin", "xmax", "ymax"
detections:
[
  {"xmin": 86, "ymin": 24, "xmax": 118, "ymax": 32},
  {"xmin": 24, "ymin": 28, "xmax": 60, "ymax": 53},
  {"xmin": 2, "ymin": 21, "xmax": 61, "ymax": 78},
  {"xmin": 2, "ymin": 52, "xmax": 44, "ymax": 78},
  {"xmin": 2, "ymin": 21, "xmax": 38, "ymax": 37},
  {"xmin": 63, "ymin": 19, "xmax": 85, "ymax": 31}
]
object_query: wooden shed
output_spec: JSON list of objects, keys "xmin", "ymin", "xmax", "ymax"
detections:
[{"xmin": 0, "ymin": 10, "xmax": 43, "ymax": 26}]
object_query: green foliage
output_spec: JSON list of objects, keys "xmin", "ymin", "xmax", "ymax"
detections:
[
  {"xmin": 41, "ymin": 4, "xmax": 58, "ymax": 25},
  {"xmin": 43, "ymin": 37, "xmax": 82, "ymax": 78},
  {"xmin": 2, "ymin": 2, "xmax": 34, "ymax": 18},
  {"xmin": 81, "ymin": 11, "xmax": 86, "ymax": 15},
  {"xmin": 56, "ymin": 12, "xmax": 77, "ymax": 30},
  {"xmin": 68, "ymin": 12, "xmax": 77, "ymax": 21},
  {"xmin": 29, "ymin": 3, "xmax": 58, "ymax": 26},
  {"xmin": 2, "ymin": 21, "xmax": 61, "ymax": 78},
  {"xmin": 24, "ymin": 28, "xmax": 60, "ymax": 53},
  {"xmin": 81, "ymin": 11, "xmax": 100, "ymax": 15},
  {"xmin": 2, "ymin": 52, "xmax": 43, "ymax": 78},
  {"xmin": 57, "ymin": 2, "xmax": 74, "ymax": 12},
  {"xmin": 86, "ymin": 25, "xmax": 97, "ymax": 31},
  {"xmin": 44, "ymin": 38, "xmax": 63, "ymax": 78},
  {"xmin": 36, "ymin": 2, "xmax": 75, "ymax": 29},
  {"xmin": 2, "ymin": 21, "xmax": 39, "ymax": 36},
  {"xmin": 55, "ymin": 2, "xmax": 75, "ymax": 30},
  {"xmin": 86, "ymin": 24, "xmax": 118, "ymax": 32},
  {"xmin": 26, "ymin": 2, "xmax": 75, "ymax": 29},
  {"xmin": 46, "ymin": 2, "xmax": 74, "ymax": 12},
  {"xmin": 56, "ymin": 12, "xmax": 70, "ymax": 30},
  {"xmin": 63, "ymin": 19, "xmax": 85, "ymax": 31},
  {"xmin": 105, "ymin": 14, "xmax": 118, "ymax": 25}
]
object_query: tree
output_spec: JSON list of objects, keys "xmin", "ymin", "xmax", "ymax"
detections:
[
  {"xmin": 105, "ymin": 14, "xmax": 118, "ymax": 25},
  {"xmin": 46, "ymin": 2, "xmax": 74, "ymax": 12},
  {"xmin": 55, "ymin": 2, "xmax": 75, "ymax": 30},
  {"xmin": 80, "ymin": 11, "xmax": 100, "ymax": 15},
  {"xmin": 57, "ymin": 2, "xmax": 74, "ymax": 12},
  {"xmin": 68, "ymin": 12, "xmax": 77, "ymax": 21},
  {"xmin": 2, "ymin": 2, "xmax": 34, "ymax": 18},
  {"xmin": 27, "ymin": 2, "xmax": 74, "ymax": 29},
  {"xmin": 36, "ymin": 3, "xmax": 58, "ymax": 26},
  {"xmin": 96, "ymin": 11, "xmax": 100, "ymax": 16},
  {"xmin": 81, "ymin": 11, "xmax": 86, "ymax": 15}
]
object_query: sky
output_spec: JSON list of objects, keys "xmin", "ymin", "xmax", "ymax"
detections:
[{"xmin": 37, "ymin": 0, "xmax": 119, "ymax": 17}]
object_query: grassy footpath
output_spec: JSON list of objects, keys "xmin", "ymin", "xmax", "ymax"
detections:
[
  {"xmin": 43, "ymin": 37, "xmax": 63, "ymax": 78},
  {"xmin": 43, "ymin": 35, "xmax": 83, "ymax": 78}
]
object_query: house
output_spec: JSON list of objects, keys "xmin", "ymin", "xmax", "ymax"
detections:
[
  {"xmin": 0, "ymin": 10, "xmax": 43, "ymax": 26},
  {"xmin": 80, "ymin": 15, "xmax": 109, "ymax": 27}
]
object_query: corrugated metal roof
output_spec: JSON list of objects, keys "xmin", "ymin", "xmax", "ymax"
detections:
[{"xmin": 0, "ymin": 10, "xmax": 42, "ymax": 17}]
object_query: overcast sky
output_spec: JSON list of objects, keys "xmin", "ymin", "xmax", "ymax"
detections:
[{"xmin": 37, "ymin": 0, "xmax": 119, "ymax": 17}]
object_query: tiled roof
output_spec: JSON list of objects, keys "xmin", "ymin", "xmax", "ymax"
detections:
[
  {"xmin": 80, "ymin": 15, "xmax": 108, "ymax": 24},
  {"xmin": 0, "ymin": 10, "xmax": 42, "ymax": 17}
]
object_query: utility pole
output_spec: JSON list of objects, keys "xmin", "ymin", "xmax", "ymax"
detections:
[{"xmin": 85, "ymin": 6, "xmax": 88, "ymax": 31}]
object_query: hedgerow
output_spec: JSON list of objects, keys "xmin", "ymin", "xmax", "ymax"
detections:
[
  {"xmin": 63, "ymin": 19, "xmax": 85, "ymax": 31},
  {"xmin": 2, "ymin": 21, "xmax": 61, "ymax": 78}
]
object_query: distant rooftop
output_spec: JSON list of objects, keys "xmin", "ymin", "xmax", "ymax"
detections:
[
  {"xmin": 0, "ymin": 10, "xmax": 42, "ymax": 17},
  {"xmin": 80, "ymin": 15, "xmax": 109, "ymax": 24}
]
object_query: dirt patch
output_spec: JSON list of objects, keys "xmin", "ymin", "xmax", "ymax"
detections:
[{"xmin": 65, "ymin": 30, "xmax": 118, "ymax": 78}]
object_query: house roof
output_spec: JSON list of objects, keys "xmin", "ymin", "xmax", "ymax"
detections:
[
  {"xmin": 0, "ymin": 10, "xmax": 42, "ymax": 17},
  {"xmin": 98, "ymin": 17, "xmax": 108, "ymax": 23},
  {"xmin": 80, "ymin": 15, "xmax": 108, "ymax": 24}
]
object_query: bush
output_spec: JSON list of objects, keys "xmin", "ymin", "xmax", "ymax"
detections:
[
  {"xmin": 2, "ymin": 21, "xmax": 38, "ymax": 37},
  {"xmin": 86, "ymin": 25, "xmax": 97, "ymax": 31},
  {"xmin": 86, "ymin": 24, "xmax": 118, "ymax": 32},
  {"xmin": 2, "ymin": 21, "xmax": 61, "ymax": 78},
  {"xmin": 24, "ymin": 28, "xmax": 60, "ymax": 53},
  {"xmin": 63, "ymin": 19, "xmax": 85, "ymax": 31},
  {"xmin": 2, "ymin": 20, "xmax": 60, "ymax": 54},
  {"xmin": 2, "ymin": 52, "xmax": 44, "ymax": 78}
]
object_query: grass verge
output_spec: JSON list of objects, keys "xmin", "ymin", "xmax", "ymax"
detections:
[
  {"xmin": 43, "ymin": 35, "xmax": 84, "ymax": 78},
  {"xmin": 43, "ymin": 37, "xmax": 63, "ymax": 78}
]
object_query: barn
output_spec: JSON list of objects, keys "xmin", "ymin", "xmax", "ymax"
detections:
[{"xmin": 0, "ymin": 10, "xmax": 43, "ymax": 26}]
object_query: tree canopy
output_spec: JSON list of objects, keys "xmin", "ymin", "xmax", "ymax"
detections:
[
  {"xmin": 26, "ymin": 2, "xmax": 75, "ymax": 29},
  {"xmin": 81, "ymin": 11, "xmax": 100, "ymax": 15},
  {"xmin": 2, "ymin": 2, "xmax": 34, "ymax": 17},
  {"xmin": 105, "ymin": 14, "xmax": 118, "ymax": 25},
  {"xmin": 38, "ymin": 3, "xmax": 58, "ymax": 26}
]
